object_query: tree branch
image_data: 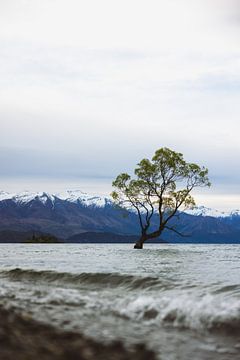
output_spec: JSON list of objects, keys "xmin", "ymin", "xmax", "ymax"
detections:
[{"xmin": 165, "ymin": 226, "xmax": 190, "ymax": 237}]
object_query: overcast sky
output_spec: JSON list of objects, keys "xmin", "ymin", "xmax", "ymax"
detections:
[{"xmin": 1, "ymin": 0, "xmax": 240, "ymax": 210}]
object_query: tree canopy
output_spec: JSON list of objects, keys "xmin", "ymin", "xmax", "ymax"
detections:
[{"xmin": 111, "ymin": 147, "xmax": 210, "ymax": 248}]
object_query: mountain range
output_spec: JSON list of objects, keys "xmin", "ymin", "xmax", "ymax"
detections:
[{"xmin": 0, "ymin": 190, "xmax": 240, "ymax": 243}]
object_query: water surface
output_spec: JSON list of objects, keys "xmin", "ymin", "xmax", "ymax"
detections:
[{"xmin": 0, "ymin": 244, "xmax": 239, "ymax": 360}]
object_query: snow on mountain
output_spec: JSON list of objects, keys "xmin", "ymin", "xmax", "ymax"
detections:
[
  {"xmin": 0, "ymin": 190, "xmax": 111, "ymax": 208},
  {"xmin": 229, "ymin": 209, "xmax": 240, "ymax": 217},
  {"xmin": 184, "ymin": 205, "xmax": 235, "ymax": 218},
  {"xmin": 57, "ymin": 190, "xmax": 111, "ymax": 207},
  {"xmin": 0, "ymin": 191, "xmax": 14, "ymax": 201},
  {"xmin": 0, "ymin": 190, "xmax": 239, "ymax": 217},
  {"xmin": 0, "ymin": 191, "xmax": 55, "ymax": 204}
]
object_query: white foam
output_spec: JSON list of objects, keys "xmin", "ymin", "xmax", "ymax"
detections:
[{"xmin": 116, "ymin": 293, "xmax": 240, "ymax": 331}]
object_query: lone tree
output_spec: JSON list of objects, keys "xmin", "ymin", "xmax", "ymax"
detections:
[{"xmin": 111, "ymin": 147, "xmax": 210, "ymax": 249}]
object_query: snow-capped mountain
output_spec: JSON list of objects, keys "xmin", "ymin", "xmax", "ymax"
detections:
[
  {"xmin": 0, "ymin": 190, "xmax": 240, "ymax": 243},
  {"xmin": 0, "ymin": 190, "xmax": 111, "ymax": 208},
  {"xmin": 0, "ymin": 190, "xmax": 239, "ymax": 217},
  {"xmin": 0, "ymin": 191, "xmax": 55, "ymax": 204},
  {"xmin": 184, "ymin": 205, "xmax": 240, "ymax": 218},
  {"xmin": 57, "ymin": 190, "xmax": 112, "ymax": 207},
  {"xmin": 0, "ymin": 189, "xmax": 137, "ymax": 240}
]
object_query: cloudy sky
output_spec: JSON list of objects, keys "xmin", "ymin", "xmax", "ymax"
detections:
[{"xmin": 0, "ymin": 0, "xmax": 240, "ymax": 210}]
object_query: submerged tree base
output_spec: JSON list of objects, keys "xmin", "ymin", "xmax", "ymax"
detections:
[{"xmin": 134, "ymin": 242, "xmax": 143, "ymax": 249}]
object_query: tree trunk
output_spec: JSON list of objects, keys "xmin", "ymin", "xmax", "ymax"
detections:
[
  {"xmin": 134, "ymin": 234, "xmax": 146, "ymax": 249},
  {"xmin": 133, "ymin": 230, "xmax": 162, "ymax": 249}
]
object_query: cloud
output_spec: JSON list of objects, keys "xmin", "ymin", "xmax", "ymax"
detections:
[
  {"xmin": 0, "ymin": 0, "xmax": 239, "ymax": 209},
  {"xmin": 209, "ymin": 0, "xmax": 240, "ymax": 26},
  {"xmin": 0, "ymin": 0, "xmax": 239, "ymax": 51}
]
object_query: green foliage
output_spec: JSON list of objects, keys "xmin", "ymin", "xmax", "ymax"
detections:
[
  {"xmin": 24, "ymin": 234, "xmax": 61, "ymax": 243},
  {"xmin": 111, "ymin": 147, "xmax": 210, "ymax": 241}
]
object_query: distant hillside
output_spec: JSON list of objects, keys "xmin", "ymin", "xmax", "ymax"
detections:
[
  {"xmin": 0, "ymin": 230, "xmax": 63, "ymax": 243},
  {"xmin": 0, "ymin": 190, "xmax": 140, "ymax": 238},
  {"xmin": 66, "ymin": 232, "xmax": 167, "ymax": 244},
  {"xmin": 0, "ymin": 190, "xmax": 239, "ymax": 244},
  {"xmin": 0, "ymin": 230, "xmax": 47, "ymax": 243},
  {"xmin": 67, "ymin": 232, "xmax": 139, "ymax": 243}
]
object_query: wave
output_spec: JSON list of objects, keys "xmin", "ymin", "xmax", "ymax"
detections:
[
  {"xmin": 114, "ymin": 293, "xmax": 240, "ymax": 334},
  {"xmin": 1, "ymin": 268, "xmax": 240, "ymax": 334},
  {"xmin": 0, "ymin": 268, "xmax": 172, "ymax": 291}
]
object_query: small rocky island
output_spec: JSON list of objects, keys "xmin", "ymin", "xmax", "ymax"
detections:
[{"xmin": 23, "ymin": 234, "xmax": 61, "ymax": 243}]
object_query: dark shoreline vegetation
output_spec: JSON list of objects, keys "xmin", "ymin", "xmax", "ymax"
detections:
[
  {"xmin": 23, "ymin": 234, "xmax": 62, "ymax": 243},
  {"xmin": 0, "ymin": 306, "xmax": 156, "ymax": 360},
  {"xmin": 1, "ymin": 230, "xmax": 240, "ymax": 244},
  {"xmin": 0, "ymin": 230, "xmax": 240, "ymax": 244},
  {"xmin": 0, "ymin": 230, "xmax": 166, "ymax": 244}
]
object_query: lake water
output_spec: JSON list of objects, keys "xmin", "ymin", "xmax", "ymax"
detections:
[{"xmin": 0, "ymin": 244, "xmax": 239, "ymax": 359}]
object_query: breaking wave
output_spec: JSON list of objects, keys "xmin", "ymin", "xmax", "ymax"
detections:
[
  {"xmin": 0, "ymin": 268, "xmax": 172, "ymax": 291},
  {"xmin": 1, "ymin": 268, "xmax": 240, "ymax": 334},
  {"xmin": 114, "ymin": 294, "xmax": 240, "ymax": 333}
]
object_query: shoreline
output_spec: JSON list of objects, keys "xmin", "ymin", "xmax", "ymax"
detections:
[{"xmin": 0, "ymin": 306, "xmax": 156, "ymax": 360}]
